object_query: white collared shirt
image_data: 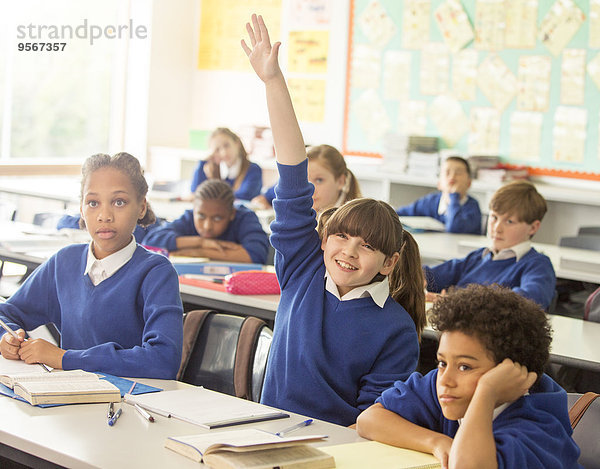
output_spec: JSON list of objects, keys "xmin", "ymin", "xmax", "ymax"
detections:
[
  {"xmin": 438, "ymin": 193, "xmax": 468, "ymax": 216},
  {"xmin": 324, "ymin": 270, "xmax": 390, "ymax": 308},
  {"xmin": 84, "ymin": 236, "xmax": 136, "ymax": 286},
  {"xmin": 220, "ymin": 158, "xmax": 241, "ymax": 180},
  {"xmin": 482, "ymin": 240, "xmax": 532, "ymax": 262}
]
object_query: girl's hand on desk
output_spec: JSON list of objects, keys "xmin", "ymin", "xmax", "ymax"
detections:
[
  {"xmin": 215, "ymin": 240, "xmax": 239, "ymax": 251},
  {"xmin": 0, "ymin": 328, "xmax": 26, "ymax": 360},
  {"xmin": 18, "ymin": 338, "xmax": 65, "ymax": 370}
]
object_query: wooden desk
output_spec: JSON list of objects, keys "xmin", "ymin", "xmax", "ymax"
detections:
[
  {"xmin": 0, "ymin": 379, "xmax": 364, "ymax": 469},
  {"xmin": 412, "ymin": 232, "xmax": 600, "ymax": 283}
]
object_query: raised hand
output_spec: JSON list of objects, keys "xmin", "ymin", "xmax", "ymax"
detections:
[{"xmin": 241, "ymin": 14, "xmax": 282, "ymax": 84}]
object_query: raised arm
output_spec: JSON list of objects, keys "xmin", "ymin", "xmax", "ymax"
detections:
[{"xmin": 241, "ymin": 14, "xmax": 306, "ymax": 166}]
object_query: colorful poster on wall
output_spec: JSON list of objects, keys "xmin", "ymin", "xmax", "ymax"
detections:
[
  {"xmin": 474, "ymin": 0, "xmax": 505, "ymax": 51},
  {"xmin": 505, "ymin": 0, "xmax": 537, "ymax": 49},
  {"xmin": 402, "ymin": 0, "xmax": 431, "ymax": 49},
  {"xmin": 288, "ymin": 78, "xmax": 327, "ymax": 122},
  {"xmin": 289, "ymin": 0, "xmax": 332, "ymax": 28},
  {"xmin": 539, "ymin": 0, "xmax": 585, "ymax": 57},
  {"xmin": 429, "ymin": 95, "xmax": 468, "ymax": 146},
  {"xmin": 197, "ymin": 0, "xmax": 282, "ymax": 70},
  {"xmin": 398, "ymin": 100, "xmax": 428, "ymax": 135},
  {"xmin": 561, "ymin": 49, "xmax": 586, "ymax": 105},
  {"xmin": 591, "ymin": 0, "xmax": 600, "ymax": 48},
  {"xmin": 433, "ymin": 0, "xmax": 474, "ymax": 53},
  {"xmin": 517, "ymin": 55, "xmax": 551, "ymax": 111},
  {"xmin": 468, "ymin": 107, "xmax": 500, "ymax": 155},
  {"xmin": 420, "ymin": 42, "xmax": 449, "ymax": 95},
  {"xmin": 359, "ymin": 0, "xmax": 397, "ymax": 48},
  {"xmin": 351, "ymin": 89, "xmax": 392, "ymax": 143},
  {"xmin": 477, "ymin": 54, "xmax": 517, "ymax": 111},
  {"xmin": 452, "ymin": 49, "xmax": 478, "ymax": 101},
  {"xmin": 383, "ymin": 50, "xmax": 411, "ymax": 100},
  {"xmin": 351, "ymin": 44, "xmax": 382, "ymax": 88},
  {"xmin": 509, "ymin": 111, "xmax": 542, "ymax": 160},
  {"xmin": 288, "ymin": 30, "xmax": 329, "ymax": 74},
  {"xmin": 553, "ymin": 106, "xmax": 587, "ymax": 163}
]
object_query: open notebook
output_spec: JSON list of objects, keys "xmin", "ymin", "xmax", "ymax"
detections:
[
  {"xmin": 321, "ymin": 441, "xmax": 440, "ymax": 468},
  {"xmin": 125, "ymin": 387, "xmax": 289, "ymax": 429}
]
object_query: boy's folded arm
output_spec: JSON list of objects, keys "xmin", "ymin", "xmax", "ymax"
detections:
[{"xmin": 357, "ymin": 403, "xmax": 453, "ymax": 460}]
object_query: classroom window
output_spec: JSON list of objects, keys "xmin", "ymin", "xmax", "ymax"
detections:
[{"xmin": 0, "ymin": 0, "xmax": 129, "ymax": 161}]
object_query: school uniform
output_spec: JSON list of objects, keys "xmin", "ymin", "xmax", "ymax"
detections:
[
  {"xmin": 424, "ymin": 242, "xmax": 556, "ymax": 310},
  {"xmin": 57, "ymin": 214, "xmax": 163, "ymax": 244},
  {"xmin": 377, "ymin": 370, "xmax": 582, "ymax": 469},
  {"xmin": 190, "ymin": 160, "xmax": 263, "ymax": 201},
  {"xmin": 261, "ymin": 159, "xmax": 419, "ymax": 426},
  {"xmin": 142, "ymin": 204, "xmax": 269, "ymax": 264},
  {"xmin": 396, "ymin": 192, "xmax": 481, "ymax": 234},
  {"xmin": 0, "ymin": 239, "xmax": 183, "ymax": 379}
]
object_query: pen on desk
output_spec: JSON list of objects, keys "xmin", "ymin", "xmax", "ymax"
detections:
[
  {"xmin": 108, "ymin": 407, "xmax": 122, "ymax": 426},
  {"xmin": 275, "ymin": 419, "xmax": 313, "ymax": 437},
  {"xmin": 0, "ymin": 318, "xmax": 51, "ymax": 373},
  {"xmin": 127, "ymin": 381, "xmax": 137, "ymax": 395},
  {"xmin": 107, "ymin": 402, "xmax": 114, "ymax": 419},
  {"xmin": 134, "ymin": 403, "xmax": 155, "ymax": 423}
]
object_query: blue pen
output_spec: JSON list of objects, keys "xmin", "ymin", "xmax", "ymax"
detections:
[
  {"xmin": 275, "ymin": 419, "xmax": 313, "ymax": 437},
  {"xmin": 108, "ymin": 407, "xmax": 122, "ymax": 426}
]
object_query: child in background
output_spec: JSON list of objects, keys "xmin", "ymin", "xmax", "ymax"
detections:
[
  {"xmin": 251, "ymin": 145, "xmax": 362, "ymax": 213},
  {"xmin": 396, "ymin": 156, "xmax": 481, "ymax": 234},
  {"xmin": 190, "ymin": 127, "xmax": 262, "ymax": 201},
  {"xmin": 242, "ymin": 14, "xmax": 425, "ymax": 426},
  {"xmin": 357, "ymin": 285, "xmax": 581, "ymax": 469},
  {"xmin": 143, "ymin": 179, "xmax": 269, "ymax": 264},
  {"xmin": 0, "ymin": 153, "xmax": 183, "ymax": 378},
  {"xmin": 424, "ymin": 180, "xmax": 555, "ymax": 310}
]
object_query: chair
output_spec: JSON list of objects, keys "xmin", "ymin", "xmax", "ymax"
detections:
[
  {"xmin": 578, "ymin": 226, "xmax": 600, "ymax": 236},
  {"xmin": 559, "ymin": 235, "xmax": 600, "ymax": 251},
  {"xmin": 568, "ymin": 392, "xmax": 600, "ymax": 469},
  {"xmin": 177, "ymin": 310, "xmax": 273, "ymax": 402}
]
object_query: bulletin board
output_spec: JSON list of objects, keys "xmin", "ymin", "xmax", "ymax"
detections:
[{"xmin": 343, "ymin": 0, "xmax": 600, "ymax": 180}]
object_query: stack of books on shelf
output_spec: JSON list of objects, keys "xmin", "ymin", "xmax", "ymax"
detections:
[
  {"xmin": 476, "ymin": 164, "xmax": 529, "ymax": 183},
  {"xmin": 405, "ymin": 136, "xmax": 439, "ymax": 178},
  {"xmin": 467, "ymin": 155, "xmax": 500, "ymax": 176}
]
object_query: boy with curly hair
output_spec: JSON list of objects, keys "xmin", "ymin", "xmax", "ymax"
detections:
[{"xmin": 357, "ymin": 284, "xmax": 581, "ymax": 468}]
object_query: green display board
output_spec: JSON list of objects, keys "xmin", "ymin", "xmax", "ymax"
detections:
[{"xmin": 343, "ymin": 0, "xmax": 600, "ymax": 180}]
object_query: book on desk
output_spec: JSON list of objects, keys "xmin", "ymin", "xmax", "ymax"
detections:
[
  {"xmin": 0, "ymin": 359, "xmax": 120, "ymax": 405},
  {"xmin": 165, "ymin": 428, "xmax": 333, "ymax": 468}
]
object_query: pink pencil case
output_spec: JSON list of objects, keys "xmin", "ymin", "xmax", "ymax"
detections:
[{"xmin": 224, "ymin": 270, "xmax": 280, "ymax": 295}]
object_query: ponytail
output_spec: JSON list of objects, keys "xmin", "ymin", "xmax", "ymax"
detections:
[
  {"xmin": 388, "ymin": 232, "xmax": 426, "ymax": 340},
  {"xmin": 342, "ymin": 169, "xmax": 362, "ymax": 203}
]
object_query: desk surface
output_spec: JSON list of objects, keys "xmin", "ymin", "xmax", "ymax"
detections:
[{"xmin": 0, "ymin": 379, "xmax": 364, "ymax": 469}]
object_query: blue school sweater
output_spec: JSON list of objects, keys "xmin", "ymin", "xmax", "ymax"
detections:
[
  {"xmin": 57, "ymin": 214, "xmax": 163, "ymax": 244},
  {"xmin": 190, "ymin": 161, "xmax": 263, "ymax": 201},
  {"xmin": 142, "ymin": 204, "xmax": 269, "ymax": 264},
  {"xmin": 396, "ymin": 192, "xmax": 481, "ymax": 234},
  {"xmin": 0, "ymin": 244, "xmax": 183, "ymax": 378},
  {"xmin": 261, "ymin": 160, "xmax": 419, "ymax": 426},
  {"xmin": 378, "ymin": 371, "xmax": 582, "ymax": 469},
  {"xmin": 424, "ymin": 247, "xmax": 556, "ymax": 310}
]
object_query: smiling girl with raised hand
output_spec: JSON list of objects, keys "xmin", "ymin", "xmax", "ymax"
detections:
[
  {"xmin": 242, "ymin": 14, "xmax": 425, "ymax": 426},
  {"xmin": 0, "ymin": 153, "xmax": 183, "ymax": 378}
]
